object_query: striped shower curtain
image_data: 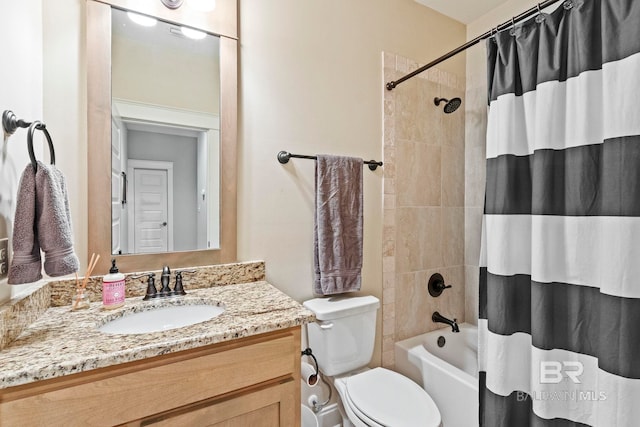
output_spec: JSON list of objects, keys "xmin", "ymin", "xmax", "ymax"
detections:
[{"xmin": 479, "ymin": 0, "xmax": 640, "ymax": 426}]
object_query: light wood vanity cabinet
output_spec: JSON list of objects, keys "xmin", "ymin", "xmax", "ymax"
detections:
[{"xmin": 0, "ymin": 328, "xmax": 301, "ymax": 427}]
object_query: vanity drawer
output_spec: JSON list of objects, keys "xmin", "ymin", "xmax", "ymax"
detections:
[{"xmin": 0, "ymin": 328, "xmax": 301, "ymax": 426}]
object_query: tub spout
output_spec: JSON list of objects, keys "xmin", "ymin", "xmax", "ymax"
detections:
[{"xmin": 432, "ymin": 311, "xmax": 459, "ymax": 333}]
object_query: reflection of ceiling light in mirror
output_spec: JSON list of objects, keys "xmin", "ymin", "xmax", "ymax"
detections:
[
  {"xmin": 127, "ymin": 12, "xmax": 158, "ymax": 27},
  {"xmin": 190, "ymin": 0, "xmax": 216, "ymax": 12},
  {"xmin": 181, "ymin": 27, "xmax": 207, "ymax": 40}
]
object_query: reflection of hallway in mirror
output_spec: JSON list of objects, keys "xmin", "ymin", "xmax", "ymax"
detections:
[
  {"xmin": 131, "ymin": 162, "xmax": 172, "ymax": 253},
  {"xmin": 126, "ymin": 129, "xmax": 198, "ymax": 254}
]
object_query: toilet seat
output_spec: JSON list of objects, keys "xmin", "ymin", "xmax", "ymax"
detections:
[{"xmin": 341, "ymin": 368, "xmax": 441, "ymax": 427}]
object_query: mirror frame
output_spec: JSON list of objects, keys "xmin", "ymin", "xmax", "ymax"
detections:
[{"xmin": 87, "ymin": 0, "xmax": 237, "ymax": 273}]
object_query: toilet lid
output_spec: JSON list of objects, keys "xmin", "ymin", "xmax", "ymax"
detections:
[{"xmin": 345, "ymin": 368, "xmax": 441, "ymax": 427}]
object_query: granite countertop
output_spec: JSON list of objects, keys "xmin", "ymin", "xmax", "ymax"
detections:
[{"xmin": 0, "ymin": 281, "xmax": 315, "ymax": 389}]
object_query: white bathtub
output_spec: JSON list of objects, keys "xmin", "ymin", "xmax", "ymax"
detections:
[{"xmin": 395, "ymin": 323, "xmax": 479, "ymax": 427}]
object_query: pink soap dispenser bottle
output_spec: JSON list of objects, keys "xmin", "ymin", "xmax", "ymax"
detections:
[{"xmin": 103, "ymin": 259, "xmax": 125, "ymax": 309}]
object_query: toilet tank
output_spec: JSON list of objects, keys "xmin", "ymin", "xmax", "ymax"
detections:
[{"xmin": 303, "ymin": 295, "xmax": 379, "ymax": 376}]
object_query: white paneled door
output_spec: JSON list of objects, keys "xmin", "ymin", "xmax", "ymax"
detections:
[{"xmin": 128, "ymin": 160, "xmax": 174, "ymax": 254}]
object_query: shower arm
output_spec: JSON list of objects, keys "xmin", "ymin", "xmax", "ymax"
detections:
[{"xmin": 385, "ymin": 0, "xmax": 565, "ymax": 91}]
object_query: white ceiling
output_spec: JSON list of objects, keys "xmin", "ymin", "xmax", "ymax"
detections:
[{"xmin": 414, "ymin": 0, "xmax": 510, "ymax": 24}]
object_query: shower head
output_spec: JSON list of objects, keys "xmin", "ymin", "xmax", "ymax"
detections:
[{"xmin": 434, "ymin": 97, "xmax": 462, "ymax": 114}]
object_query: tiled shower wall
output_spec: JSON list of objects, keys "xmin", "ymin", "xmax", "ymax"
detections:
[
  {"xmin": 463, "ymin": 69, "xmax": 488, "ymax": 326},
  {"xmin": 382, "ymin": 53, "xmax": 466, "ymax": 368}
]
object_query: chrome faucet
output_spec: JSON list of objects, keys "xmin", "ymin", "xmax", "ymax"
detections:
[{"xmin": 432, "ymin": 311, "xmax": 460, "ymax": 333}]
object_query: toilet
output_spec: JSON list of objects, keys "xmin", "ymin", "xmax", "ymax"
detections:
[{"xmin": 304, "ymin": 295, "xmax": 442, "ymax": 427}]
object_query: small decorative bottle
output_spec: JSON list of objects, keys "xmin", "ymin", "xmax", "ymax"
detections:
[
  {"xmin": 103, "ymin": 259, "xmax": 125, "ymax": 309},
  {"xmin": 71, "ymin": 289, "xmax": 91, "ymax": 310}
]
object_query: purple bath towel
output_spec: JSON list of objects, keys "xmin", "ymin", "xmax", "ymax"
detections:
[
  {"xmin": 8, "ymin": 161, "xmax": 79, "ymax": 284},
  {"xmin": 313, "ymin": 155, "xmax": 363, "ymax": 295}
]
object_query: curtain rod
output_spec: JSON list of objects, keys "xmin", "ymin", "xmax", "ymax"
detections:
[{"xmin": 385, "ymin": 0, "xmax": 565, "ymax": 91}]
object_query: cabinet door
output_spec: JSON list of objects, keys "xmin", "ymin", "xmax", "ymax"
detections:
[
  {"xmin": 0, "ymin": 330, "xmax": 300, "ymax": 426},
  {"xmin": 143, "ymin": 379, "xmax": 298, "ymax": 427}
]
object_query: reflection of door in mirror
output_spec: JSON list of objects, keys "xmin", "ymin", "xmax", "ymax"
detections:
[
  {"xmin": 129, "ymin": 159, "xmax": 173, "ymax": 253},
  {"xmin": 110, "ymin": 7, "xmax": 220, "ymax": 255},
  {"xmin": 111, "ymin": 116, "xmax": 125, "ymax": 255}
]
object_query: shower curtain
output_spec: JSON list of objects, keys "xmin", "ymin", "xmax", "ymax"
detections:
[{"xmin": 479, "ymin": 0, "xmax": 640, "ymax": 426}]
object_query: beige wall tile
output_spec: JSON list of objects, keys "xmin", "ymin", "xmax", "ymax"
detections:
[
  {"xmin": 384, "ymin": 194, "xmax": 396, "ymax": 210},
  {"xmin": 383, "ymin": 52, "xmax": 396, "ymax": 70},
  {"xmin": 383, "ymin": 239, "xmax": 395, "ymax": 257},
  {"xmin": 384, "ymin": 146, "xmax": 396, "ymax": 171},
  {"xmin": 383, "ymin": 256, "xmax": 395, "ymax": 273},
  {"xmin": 384, "ymin": 177, "xmax": 396, "ymax": 195},
  {"xmin": 442, "ymin": 145, "xmax": 465, "ymax": 207},
  {"xmin": 397, "ymin": 141, "xmax": 441, "ymax": 207},
  {"xmin": 442, "ymin": 207, "xmax": 464, "ymax": 267},
  {"xmin": 383, "ymin": 224, "xmax": 394, "ymax": 242},
  {"xmin": 383, "ymin": 287, "xmax": 395, "ymax": 304},
  {"xmin": 396, "ymin": 78, "xmax": 442, "ymax": 144},
  {"xmin": 382, "ymin": 350, "xmax": 395, "ymax": 369},
  {"xmin": 383, "ymin": 301, "xmax": 396, "ymax": 320},
  {"xmin": 465, "ymin": 265, "xmax": 480, "ymax": 325},
  {"xmin": 396, "ymin": 207, "xmax": 442, "ymax": 273},
  {"xmin": 464, "ymin": 95, "xmax": 487, "ymax": 156},
  {"xmin": 465, "ymin": 144, "xmax": 486, "ymax": 208},
  {"xmin": 383, "ymin": 55, "xmax": 469, "ymax": 353},
  {"xmin": 383, "ymin": 273, "xmax": 395, "ymax": 289},
  {"xmin": 418, "ymin": 79, "xmax": 445, "ymax": 145},
  {"xmin": 382, "ymin": 334, "xmax": 395, "ymax": 353},
  {"xmin": 464, "ymin": 207, "xmax": 484, "ymax": 266},
  {"xmin": 395, "ymin": 271, "xmax": 424, "ymax": 340},
  {"xmin": 396, "ymin": 56, "xmax": 408, "ymax": 73},
  {"xmin": 384, "ymin": 209, "xmax": 396, "ymax": 227},
  {"xmin": 395, "ymin": 78, "xmax": 421, "ymax": 141}
]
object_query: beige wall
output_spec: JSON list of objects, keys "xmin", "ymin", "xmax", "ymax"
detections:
[
  {"xmin": 464, "ymin": 0, "xmax": 540, "ymax": 323},
  {"xmin": 3, "ymin": 0, "xmax": 466, "ymax": 367},
  {"xmin": 382, "ymin": 54, "xmax": 465, "ymax": 368},
  {"xmin": 237, "ymin": 0, "xmax": 465, "ymax": 367},
  {"xmin": 112, "ymin": 32, "xmax": 220, "ymax": 114},
  {"xmin": 0, "ymin": 0, "xmax": 43, "ymax": 302}
]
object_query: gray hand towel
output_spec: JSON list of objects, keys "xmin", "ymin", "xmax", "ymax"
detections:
[
  {"xmin": 314, "ymin": 155, "xmax": 363, "ymax": 295},
  {"xmin": 8, "ymin": 161, "xmax": 79, "ymax": 284},
  {"xmin": 7, "ymin": 163, "xmax": 42, "ymax": 284}
]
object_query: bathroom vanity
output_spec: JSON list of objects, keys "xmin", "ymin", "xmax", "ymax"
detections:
[
  {"xmin": 0, "ymin": 328, "xmax": 301, "ymax": 426},
  {"xmin": 0, "ymin": 262, "xmax": 314, "ymax": 426}
]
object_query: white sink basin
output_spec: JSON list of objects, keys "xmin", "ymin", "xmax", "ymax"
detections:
[{"xmin": 98, "ymin": 304, "xmax": 225, "ymax": 334}]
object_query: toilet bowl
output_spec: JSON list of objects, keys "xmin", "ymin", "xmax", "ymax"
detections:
[
  {"xmin": 303, "ymin": 295, "xmax": 442, "ymax": 427},
  {"xmin": 334, "ymin": 367, "xmax": 441, "ymax": 427}
]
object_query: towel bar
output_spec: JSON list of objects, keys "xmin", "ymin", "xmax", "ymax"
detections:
[{"xmin": 277, "ymin": 150, "xmax": 383, "ymax": 171}]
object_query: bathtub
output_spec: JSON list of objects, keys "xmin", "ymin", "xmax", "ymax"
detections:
[{"xmin": 395, "ymin": 323, "xmax": 479, "ymax": 427}]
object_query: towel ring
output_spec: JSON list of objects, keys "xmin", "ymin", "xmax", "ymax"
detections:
[{"xmin": 27, "ymin": 121, "xmax": 55, "ymax": 171}]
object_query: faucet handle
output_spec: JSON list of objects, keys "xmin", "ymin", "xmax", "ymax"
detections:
[
  {"xmin": 428, "ymin": 273, "xmax": 452, "ymax": 297},
  {"xmin": 173, "ymin": 269, "xmax": 196, "ymax": 296},
  {"xmin": 132, "ymin": 272, "xmax": 157, "ymax": 300}
]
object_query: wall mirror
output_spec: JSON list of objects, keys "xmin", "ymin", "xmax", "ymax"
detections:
[{"xmin": 88, "ymin": 0, "xmax": 237, "ymax": 273}]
